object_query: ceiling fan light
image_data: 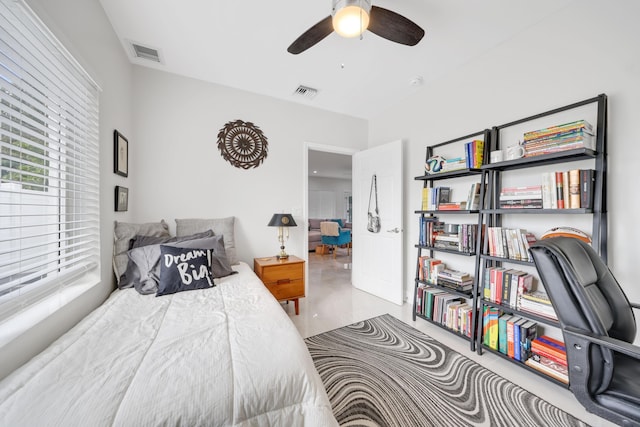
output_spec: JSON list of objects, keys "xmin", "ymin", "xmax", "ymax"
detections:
[{"xmin": 332, "ymin": 1, "xmax": 371, "ymax": 38}]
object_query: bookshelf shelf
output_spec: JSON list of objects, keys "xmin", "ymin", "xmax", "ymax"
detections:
[
  {"xmin": 480, "ymin": 148, "xmax": 597, "ymax": 171},
  {"xmin": 416, "ymin": 279, "xmax": 474, "ymax": 299},
  {"xmin": 414, "ymin": 245, "xmax": 476, "ymax": 256},
  {"xmin": 415, "ymin": 168, "xmax": 484, "ymax": 181},
  {"xmin": 415, "ymin": 313, "xmax": 473, "ymax": 342},
  {"xmin": 474, "ymin": 94, "xmax": 608, "ymax": 388},
  {"xmin": 479, "ymin": 254, "xmax": 534, "ymax": 266},
  {"xmin": 413, "ymin": 129, "xmax": 489, "ymax": 352},
  {"xmin": 482, "ymin": 208, "xmax": 592, "ymax": 214},
  {"xmin": 415, "ymin": 209, "xmax": 480, "ymax": 215},
  {"xmin": 480, "ymin": 345, "xmax": 569, "ymax": 388},
  {"xmin": 480, "ymin": 300, "xmax": 560, "ymax": 328}
]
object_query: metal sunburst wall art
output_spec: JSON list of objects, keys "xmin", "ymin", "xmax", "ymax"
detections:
[{"xmin": 216, "ymin": 120, "xmax": 269, "ymax": 169}]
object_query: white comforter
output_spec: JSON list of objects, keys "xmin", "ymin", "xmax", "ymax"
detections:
[{"xmin": 0, "ymin": 263, "xmax": 337, "ymax": 426}]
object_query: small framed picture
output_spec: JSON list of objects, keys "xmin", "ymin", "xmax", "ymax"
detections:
[
  {"xmin": 115, "ymin": 186, "xmax": 128, "ymax": 212},
  {"xmin": 114, "ymin": 129, "xmax": 128, "ymax": 177}
]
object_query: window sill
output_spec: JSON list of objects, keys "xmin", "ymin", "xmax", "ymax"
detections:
[{"xmin": 0, "ymin": 271, "xmax": 100, "ymax": 348}]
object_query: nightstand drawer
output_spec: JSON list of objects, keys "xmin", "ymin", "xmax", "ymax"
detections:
[
  {"xmin": 265, "ymin": 279, "xmax": 304, "ymax": 300},
  {"xmin": 260, "ymin": 263, "xmax": 303, "ymax": 284}
]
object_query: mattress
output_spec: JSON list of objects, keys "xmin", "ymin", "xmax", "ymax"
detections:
[{"xmin": 0, "ymin": 262, "xmax": 337, "ymax": 426}]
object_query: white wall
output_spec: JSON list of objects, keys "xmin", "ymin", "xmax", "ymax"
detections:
[
  {"xmin": 369, "ymin": 1, "xmax": 640, "ymax": 304},
  {"xmin": 309, "ymin": 176, "xmax": 352, "ymax": 220},
  {"xmin": 0, "ymin": 0, "xmax": 134, "ymax": 380},
  {"xmin": 130, "ymin": 67, "xmax": 367, "ymax": 263}
]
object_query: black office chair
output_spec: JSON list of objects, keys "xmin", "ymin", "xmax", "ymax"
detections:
[{"xmin": 529, "ymin": 237, "xmax": 640, "ymax": 426}]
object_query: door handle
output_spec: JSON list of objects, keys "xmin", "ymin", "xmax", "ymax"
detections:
[{"xmin": 387, "ymin": 227, "xmax": 401, "ymax": 233}]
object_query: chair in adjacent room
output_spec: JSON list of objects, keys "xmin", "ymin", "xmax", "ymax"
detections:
[
  {"xmin": 529, "ymin": 237, "xmax": 640, "ymax": 426},
  {"xmin": 320, "ymin": 221, "xmax": 351, "ymax": 259}
]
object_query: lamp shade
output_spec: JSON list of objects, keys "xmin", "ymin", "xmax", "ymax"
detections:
[{"xmin": 268, "ymin": 213, "xmax": 297, "ymax": 227}]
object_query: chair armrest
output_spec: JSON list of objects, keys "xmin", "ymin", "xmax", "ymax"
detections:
[
  {"xmin": 630, "ymin": 302, "xmax": 640, "ymax": 310},
  {"xmin": 563, "ymin": 325, "xmax": 640, "ymax": 360}
]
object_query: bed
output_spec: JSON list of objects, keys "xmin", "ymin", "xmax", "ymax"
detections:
[{"xmin": 0, "ymin": 218, "xmax": 337, "ymax": 426}]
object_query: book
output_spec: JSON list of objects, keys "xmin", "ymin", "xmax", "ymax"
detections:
[
  {"xmin": 519, "ymin": 320, "xmax": 537, "ymax": 361},
  {"xmin": 580, "ymin": 169, "xmax": 595, "ymax": 209},
  {"xmin": 555, "ymin": 171, "xmax": 565, "ymax": 209},
  {"xmin": 568, "ymin": 169, "xmax": 580, "ymax": 209},
  {"xmin": 506, "ymin": 316, "xmax": 517, "ymax": 357},
  {"xmin": 488, "ymin": 307, "xmax": 500, "ymax": 350},
  {"xmin": 498, "ymin": 314, "xmax": 512, "ymax": 354},
  {"xmin": 562, "ymin": 171, "xmax": 570, "ymax": 209},
  {"xmin": 525, "ymin": 358, "xmax": 569, "ymax": 384}
]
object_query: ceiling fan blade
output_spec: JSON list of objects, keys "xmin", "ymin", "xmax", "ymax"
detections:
[
  {"xmin": 287, "ymin": 16, "xmax": 334, "ymax": 55},
  {"xmin": 368, "ymin": 6, "xmax": 425, "ymax": 46}
]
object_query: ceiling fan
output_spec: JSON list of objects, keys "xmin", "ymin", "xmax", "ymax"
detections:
[{"xmin": 287, "ymin": 0, "xmax": 425, "ymax": 55}]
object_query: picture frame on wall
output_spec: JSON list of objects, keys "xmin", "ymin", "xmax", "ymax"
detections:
[
  {"xmin": 114, "ymin": 129, "xmax": 128, "ymax": 177},
  {"xmin": 115, "ymin": 186, "xmax": 128, "ymax": 212}
]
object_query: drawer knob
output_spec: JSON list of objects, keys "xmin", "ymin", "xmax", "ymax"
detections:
[{"xmin": 277, "ymin": 278, "xmax": 291, "ymax": 285}]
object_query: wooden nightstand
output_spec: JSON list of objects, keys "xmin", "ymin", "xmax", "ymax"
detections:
[{"xmin": 254, "ymin": 255, "xmax": 305, "ymax": 315}]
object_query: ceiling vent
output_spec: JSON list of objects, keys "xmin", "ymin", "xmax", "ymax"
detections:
[
  {"xmin": 293, "ymin": 85, "xmax": 318, "ymax": 100},
  {"xmin": 128, "ymin": 41, "xmax": 163, "ymax": 63}
]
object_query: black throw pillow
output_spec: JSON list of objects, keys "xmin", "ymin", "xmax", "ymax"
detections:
[{"xmin": 157, "ymin": 245, "xmax": 215, "ymax": 296}]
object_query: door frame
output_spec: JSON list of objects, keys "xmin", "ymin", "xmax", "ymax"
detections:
[{"xmin": 303, "ymin": 142, "xmax": 359, "ymax": 277}]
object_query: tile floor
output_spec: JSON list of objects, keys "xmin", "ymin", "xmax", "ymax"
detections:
[{"xmin": 285, "ymin": 250, "xmax": 616, "ymax": 427}]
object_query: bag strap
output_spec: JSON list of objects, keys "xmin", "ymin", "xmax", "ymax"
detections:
[{"xmin": 368, "ymin": 174, "xmax": 379, "ymax": 214}]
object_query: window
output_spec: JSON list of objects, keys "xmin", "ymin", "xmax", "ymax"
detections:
[{"xmin": 0, "ymin": 0, "xmax": 100, "ymax": 319}]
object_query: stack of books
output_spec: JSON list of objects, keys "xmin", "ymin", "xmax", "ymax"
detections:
[
  {"xmin": 499, "ymin": 185, "xmax": 542, "ymax": 209},
  {"xmin": 486, "ymin": 227, "xmax": 537, "ymax": 261},
  {"xmin": 440, "ymin": 157, "xmax": 467, "ymax": 172},
  {"xmin": 421, "ymin": 186, "xmax": 451, "ymax": 210},
  {"xmin": 523, "ymin": 119, "xmax": 595, "ymax": 157},
  {"xmin": 418, "ymin": 217, "xmax": 441, "ymax": 246},
  {"xmin": 518, "ymin": 290, "xmax": 558, "ymax": 320},
  {"xmin": 493, "ymin": 314, "xmax": 538, "ymax": 361},
  {"xmin": 540, "ymin": 169, "xmax": 595, "ymax": 209},
  {"xmin": 483, "ymin": 267, "xmax": 534, "ymax": 308},
  {"xmin": 417, "ymin": 255, "xmax": 443, "ymax": 284},
  {"xmin": 437, "ymin": 268, "xmax": 473, "ymax": 293},
  {"xmin": 466, "ymin": 182, "xmax": 482, "ymax": 210},
  {"xmin": 525, "ymin": 335, "xmax": 569, "ymax": 384},
  {"xmin": 464, "ymin": 139, "xmax": 485, "ymax": 168}
]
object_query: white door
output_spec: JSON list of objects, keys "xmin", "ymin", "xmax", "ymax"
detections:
[{"xmin": 352, "ymin": 140, "xmax": 404, "ymax": 305}]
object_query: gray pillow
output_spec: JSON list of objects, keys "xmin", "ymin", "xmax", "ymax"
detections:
[
  {"xmin": 118, "ymin": 235, "xmax": 173, "ymax": 289},
  {"xmin": 113, "ymin": 220, "xmax": 170, "ymax": 284},
  {"xmin": 166, "ymin": 235, "xmax": 237, "ymax": 279},
  {"xmin": 175, "ymin": 217, "xmax": 238, "ymax": 265},
  {"xmin": 127, "ymin": 230, "xmax": 215, "ymax": 294}
]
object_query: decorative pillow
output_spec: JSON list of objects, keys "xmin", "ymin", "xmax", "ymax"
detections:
[
  {"xmin": 167, "ymin": 235, "xmax": 237, "ymax": 279},
  {"xmin": 126, "ymin": 230, "xmax": 215, "ymax": 295},
  {"xmin": 113, "ymin": 220, "xmax": 170, "ymax": 284},
  {"xmin": 119, "ymin": 235, "xmax": 173, "ymax": 289},
  {"xmin": 157, "ymin": 245, "xmax": 215, "ymax": 296},
  {"xmin": 175, "ymin": 217, "xmax": 238, "ymax": 265}
]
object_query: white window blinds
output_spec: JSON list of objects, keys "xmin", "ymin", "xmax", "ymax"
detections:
[{"xmin": 0, "ymin": 0, "xmax": 100, "ymax": 317}]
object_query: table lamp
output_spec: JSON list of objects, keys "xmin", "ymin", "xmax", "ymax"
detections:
[{"xmin": 268, "ymin": 213, "xmax": 297, "ymax": 259}]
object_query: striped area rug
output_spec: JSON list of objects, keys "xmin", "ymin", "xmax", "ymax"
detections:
[{"xmin": 305, "ymin": 314, "xmax": 588, "ymax": 427}]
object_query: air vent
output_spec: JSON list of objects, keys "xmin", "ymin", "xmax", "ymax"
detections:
[
  {"xmin": 129, "ymin": 41, "xmax": 162, "ymax": 63},
  {"xmin": 293, "ymin": 85, "xmax": 318, "ymax": 100}
]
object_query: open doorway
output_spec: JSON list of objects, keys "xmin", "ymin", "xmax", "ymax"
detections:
[{"xmin": 303, "ymin": 143, "xmax": 357, "ymax": 286}]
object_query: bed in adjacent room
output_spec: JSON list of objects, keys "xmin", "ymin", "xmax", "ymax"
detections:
[{"xmin": 0, "ymin": 218, "xmax": 336, "ymax": 426}]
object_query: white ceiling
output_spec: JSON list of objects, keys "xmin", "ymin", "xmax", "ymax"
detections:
[
  {"xmin": 308, "ymin": 150, "xmax": 352, "ymax": 179},
  {"xmin": 98, "ymin": 0, "xmax": 573, "ymax": 120}
]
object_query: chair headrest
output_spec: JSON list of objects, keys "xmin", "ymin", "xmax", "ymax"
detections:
[{"xmin": 531, "ymin": 237, "xmax": 598, "ymax": 287}]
